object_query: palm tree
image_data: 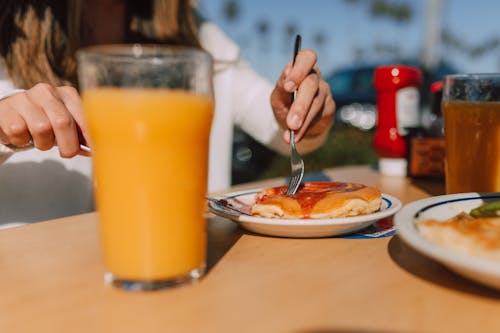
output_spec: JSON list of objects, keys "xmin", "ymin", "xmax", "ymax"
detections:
[{"xmin": 369, "ymin": 0, "xmax": 412, "ymax": 23}]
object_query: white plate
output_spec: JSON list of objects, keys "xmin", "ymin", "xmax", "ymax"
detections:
[
  {"xmin": 394, "ymin": 192, "xmax": 500, "ymax": 290},
  {"xmin": 208, "ymin": 189, "xmax": 402, "ymax": 238}
]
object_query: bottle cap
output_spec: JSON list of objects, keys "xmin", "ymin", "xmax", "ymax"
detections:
[
  {"xmin": 374, "ymin": 65, "xmax": 422, "ymax": 91},
  {"xmin": 431, "ymin": 81, "xmax": 444, "ymax": 116},
  {"xmin": 431, "ymin": 81, "xmax": 444, "ymax": 93},
  {"xmin": 378, "ymin": 158, "xmax": 407, "ymax": 176}
]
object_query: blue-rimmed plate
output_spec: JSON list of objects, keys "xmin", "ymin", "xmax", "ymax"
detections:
[
  {"xmin": 208, "ymin": 189, "xmax": 402, "ymax": 238},
  {"xmin": 395, "ymin": 192, "xmax": 500, "ymax": 290}
]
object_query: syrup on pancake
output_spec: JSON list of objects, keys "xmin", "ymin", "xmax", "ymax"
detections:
[{"xmin": 252, "ymin": 181, "xmax": 381, "ymax": 219}]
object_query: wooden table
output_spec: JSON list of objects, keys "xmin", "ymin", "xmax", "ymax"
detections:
[{"xmin": 1, "ymin": 165, "xmax": 500, "ymax": 332}]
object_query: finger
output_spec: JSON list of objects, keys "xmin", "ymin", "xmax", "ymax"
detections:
[
  {"xmin": 26, "ymin": 83, "xmax": 79, "ymax": 157},
  {"xmin": 296, "ymin": 82, "xmax": 335, "ymax": 141},
  {"xmin": 283, "ymin": 49, "xmax": 318, "ymax": 93},
  {"xmin": 0, "ymin": 95, "xmax": 36, "ymax": 146},
  {"xmin": 273, "ymin": 62, "xmax": 294, "ymax": 105},
  {"xmin": 294, "ymin": 93, "xmax": 325, "ymax": 141},
  {"xmin": 286, "ymin": 73, "xmax": 320, "ymax": 130},
  {"xmin": 0, "ymin": 114, "xmax": 30, "ymax": 146},
  {"xmin": 56, "ymin": 86, "xmax": 91, "ymax": 155}
]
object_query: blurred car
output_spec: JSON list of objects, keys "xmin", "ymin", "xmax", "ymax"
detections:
[
  {"xmin": 325, "ymin": 60, "xmax": 459, "ymax": 130},
  {"xmin": 325, "ymin": 64, "xmax": 378, "ymax": 130}
]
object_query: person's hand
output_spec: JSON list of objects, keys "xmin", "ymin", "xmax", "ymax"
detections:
[
  {"xmin": 270, "ymin": 49, "xmax": 335, "ymax": 143},
  {"xmin": 0, "ymin": 83, "xmax": 90, "ymax": 157}
]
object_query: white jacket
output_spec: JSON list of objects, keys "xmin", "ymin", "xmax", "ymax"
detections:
[{"xmin": 0, "ymin": 22, "xmax": 325, "ymax": 226}]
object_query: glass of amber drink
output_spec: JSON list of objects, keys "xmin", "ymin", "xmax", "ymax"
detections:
[
  {"xmin": 77, "ymin": 45, "xmax": 213, "ymax": 291},
  {"xmin": 442, "ymin": 73, "xmax": 500, "ymax": 194}
]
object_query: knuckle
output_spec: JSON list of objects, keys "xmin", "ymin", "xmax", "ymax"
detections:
[
  {"xmin": 33, "ymin": 82, "xmax": 56, "ymax": 95},
  {"xmin": 32, "ymin": 121, "xmax": 53, "ymax": 136},
  {"xmin": 58, "ymin": 85, "xmax": 77, "ymax": 94},
  {"xmin": 293, "ymin": 101, "xmax": 308, "ymax": 115},
  {"xmin": 4, "ymin": 122, "xmax": 28, "ymax": 138},
  {"xmin": 57, "ymin": 86, "xmax": 79, "ymax": 99},
  {"xmin": 52, "ymin": 114, "xmax": 74, "ymax": 130}
]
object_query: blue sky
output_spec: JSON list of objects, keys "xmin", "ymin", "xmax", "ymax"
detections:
[{"xmin": 198, "ymin": 0, "xmax": 500, "ymax": 80}]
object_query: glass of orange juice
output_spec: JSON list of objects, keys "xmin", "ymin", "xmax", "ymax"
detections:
[
  {"xmin": 77, "ymin": 45, "xmax": 213, "ymax": 291},
  {"xmin": 442, "ymin": 73, "xmax": 500, "ymax": 194}
]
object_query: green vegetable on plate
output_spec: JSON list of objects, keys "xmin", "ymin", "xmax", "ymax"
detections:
[{"xmin": 470, "ymin": 200, "xmax": 500, "ymax": 218}]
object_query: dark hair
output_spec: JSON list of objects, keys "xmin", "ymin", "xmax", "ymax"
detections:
[{"xmin": 0, "ymin": 0, "xmax": 200, "ymax": 88}]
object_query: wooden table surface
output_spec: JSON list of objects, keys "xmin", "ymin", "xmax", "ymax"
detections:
[{"xmin": 1, "ymin": 165, "xmax": 500, "ymax": 333}]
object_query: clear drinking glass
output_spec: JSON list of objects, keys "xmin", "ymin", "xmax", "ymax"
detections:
[
  {"xmin": 442, "ymin": 73, "xmax": 500, "ymax": 194},
  {"xmin": 77, "ymin": 45, "xmax": 213, "ymax": 291}
]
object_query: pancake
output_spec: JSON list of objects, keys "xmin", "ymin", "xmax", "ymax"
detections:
[
  {"xmin": 250, "ymin": 181, "xmax": 382, "ymax": 219},
  {"xmin": 418, "ymin": 214, "xmax": 500, "ymax": 260}
]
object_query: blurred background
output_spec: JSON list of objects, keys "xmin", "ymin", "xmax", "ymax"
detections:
[{"xmin": 197, "ymin": 0, "xmax": 500, "ymax": 184}]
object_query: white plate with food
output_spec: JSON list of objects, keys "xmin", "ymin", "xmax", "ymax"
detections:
[
  {"xmin": 394, "ymin": 192, "xmax": 500, "ymax": 290},
  {"xmin": 208, "ymin": 182, "xmax": 402, "ymax": 238}
]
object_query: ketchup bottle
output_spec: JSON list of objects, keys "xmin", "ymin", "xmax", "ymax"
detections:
[{"xmin": 373, "ymin": 65, "xmax": 422, "ymax": 176}]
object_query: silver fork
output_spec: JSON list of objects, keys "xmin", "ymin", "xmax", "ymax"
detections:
[
  {"xmin": 4, "ymin": 142, "xmax": 91, "ymax": 153},
  {"xmin": 285, "ymin": 35, "xmax": 305, "ymax": 196}
]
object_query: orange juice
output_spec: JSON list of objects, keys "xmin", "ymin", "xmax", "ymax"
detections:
[
  {"xmin": 443, "ymin": 101, "xmax": 500, "ymax": 193},
  {"xmin": 83, "ymin": 88, "xmax": 213, "ymax": 281}
]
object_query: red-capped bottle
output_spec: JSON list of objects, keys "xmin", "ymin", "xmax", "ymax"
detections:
[{"xmin": 373, "ymin": 65, "xmax": 422, "ymax": 176}]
